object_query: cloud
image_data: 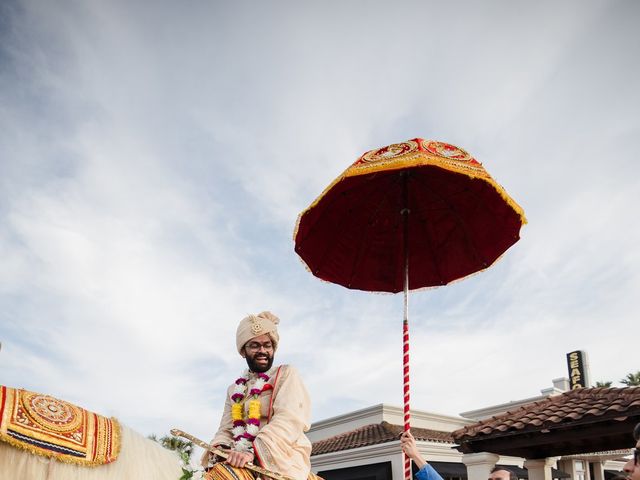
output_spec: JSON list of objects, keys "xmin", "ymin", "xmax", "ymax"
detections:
[{"xmin": 1, "ymin": 0, "xmax": 639, "ymax": 444}]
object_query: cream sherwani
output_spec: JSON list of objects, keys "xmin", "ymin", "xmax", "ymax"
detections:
[{"xmin": 211, "ymin": 365, "xmax": 312, "ymax": 480}]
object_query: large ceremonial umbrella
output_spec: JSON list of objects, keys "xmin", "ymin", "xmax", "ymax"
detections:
[{"xmin": 294, "ymin": 138, "xmax": 526, "ymax": 480}]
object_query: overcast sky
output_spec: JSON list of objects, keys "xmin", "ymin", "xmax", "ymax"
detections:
[{"xmin": 1, "ymin": 0, "xmax": 638, "ymax": 445}]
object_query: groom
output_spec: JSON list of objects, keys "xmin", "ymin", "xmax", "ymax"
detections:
[{"xmin": 202, "ymin": 311, "xmax": 312, "ymax": 480}]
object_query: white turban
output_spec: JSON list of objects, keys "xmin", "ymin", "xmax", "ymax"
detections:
[{"xmin": 236, "ymin": 311, "xmax": 280, "ymax": 354}]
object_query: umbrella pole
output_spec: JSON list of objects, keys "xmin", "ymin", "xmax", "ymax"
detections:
[{"xmin": 401, "ymin": 172, "xmax": 411, "ymax": 480}]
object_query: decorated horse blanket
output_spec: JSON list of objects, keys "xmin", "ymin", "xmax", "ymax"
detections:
[
  {"xmin": 204, "ymin": 463, "xmax": 324, "ymax": 480},
  {"xmin": 0, "ymin": 385, "xmax": 120, "ymax": 466}
]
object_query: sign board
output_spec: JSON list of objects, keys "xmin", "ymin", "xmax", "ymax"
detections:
[{"xmin": 566, "ymin": 350, "xmax": 590, "ymax": 389}]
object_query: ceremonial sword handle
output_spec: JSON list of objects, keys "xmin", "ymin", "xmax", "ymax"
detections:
[
  {"xmin": 170, "ymin": 429, "xmax": 215, "ymax": 452},
  {"xmin": 170, "ymin": 428, "xmax": 296, "ymax": 480}
]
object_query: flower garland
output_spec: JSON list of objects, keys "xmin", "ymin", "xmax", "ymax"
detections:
[{"xmin": 230, "ymin": 370, "xmax": 269, "ymax": 453}]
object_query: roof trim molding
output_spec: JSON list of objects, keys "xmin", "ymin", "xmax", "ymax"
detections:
[{"xmin": 311, "ymin": 403, "xmax": 472, "ymax": 432}]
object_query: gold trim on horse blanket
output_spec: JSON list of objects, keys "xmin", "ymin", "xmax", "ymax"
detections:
[
  {"xmin": 204, "ymin": 463, "xmax": 324, "ymax": 480},
  {"xmin": 0, "ymin": 386, "xmax": 121, "ymax": 466},
  {"xmin": 205, "ymin": 463, "xmax": 256, "ymax": 480}
]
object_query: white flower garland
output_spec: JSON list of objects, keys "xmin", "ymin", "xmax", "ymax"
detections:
[{"xmin": 230, "ymin": 369, "xmax": 270, "ymax": 453}]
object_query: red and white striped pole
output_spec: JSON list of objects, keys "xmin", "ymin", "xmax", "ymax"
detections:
[
  {"xmin": 401, "ymin": 172, "xmax": 412, "ymax": 480},
  {"xmin": 402, "ymin": 317, "xmax": 411, "ymax": 480}
]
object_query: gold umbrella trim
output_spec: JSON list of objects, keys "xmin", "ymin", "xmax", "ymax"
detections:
[{"xmin": 295, "ymin": 139, "xmax": 527, "ymax": 241}]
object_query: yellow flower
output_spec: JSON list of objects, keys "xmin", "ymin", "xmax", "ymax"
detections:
[
  {"xmin": 231, "ymin": 403, "xmax": 243, "ymax": 421},
  {"xmin": 248, "ymin": 400, "xmax": 261, "ymax": 419}
]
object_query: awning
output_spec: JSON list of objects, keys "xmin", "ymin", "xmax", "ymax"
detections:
[{"xmin": 452, "ymin": 387, "xmax": 640, "ymax": 459}]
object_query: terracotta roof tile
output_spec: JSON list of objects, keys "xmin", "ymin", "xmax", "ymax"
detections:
[
  {"xmin": 312, "ymin": 421, "xmax": 453, "ymax": 456},
  {"xmin": 453, "ymin": 387, "xmax": 640, "ymax": 443}
]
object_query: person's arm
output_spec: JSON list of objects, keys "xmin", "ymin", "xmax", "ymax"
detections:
[
  {"xmin": 415, "ymin": 464, "xmax": 445, "ymax": 480},
  {"xmin": 253, "ymin": 366, "xmax": 311, "ymax": 474},
  {"xmin": 401, "ymin": 431, "xmax": 444, "ymax": 480}
]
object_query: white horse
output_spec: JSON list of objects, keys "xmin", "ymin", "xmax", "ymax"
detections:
[{"xmin": 0, "ymin": 387, "xmax": 183, "ymax": 480}]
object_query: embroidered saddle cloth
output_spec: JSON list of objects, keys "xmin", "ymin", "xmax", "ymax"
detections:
[
  {"xmin": 205, "ymin": 463, "xmax": 256, "ymax": 480},
  {"xmin": 204, "ymin": 463, "xmax": 324, "ymax": 480},
  {"xmin": 0, "ymin": 386, "xmax": 120, "ymax": 466}
]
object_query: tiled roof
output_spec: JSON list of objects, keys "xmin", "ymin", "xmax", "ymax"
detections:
[
  {"xmin": 312, "ymin": 421, "xmax": 453, "ymax": 456},
  {"xmin": 453, "ymin": 387, "xmax": 640, "ymax": 443}
]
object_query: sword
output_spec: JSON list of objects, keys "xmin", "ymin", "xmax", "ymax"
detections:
[{"xmin": 170, "ymin": 429, "xmax": 296, "ymax": 480}]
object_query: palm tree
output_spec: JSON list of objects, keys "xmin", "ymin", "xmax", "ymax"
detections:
[
  {"xmin": 620, "ymin": 371, "xmax": 640, "ymax": 386},
  {"xmin": 595, "ymin": 381, "xmax": 612, "ymax": 387},
  {"xmin": 149, "ymin": 434, "xmax": 194, "ymax": 458}
]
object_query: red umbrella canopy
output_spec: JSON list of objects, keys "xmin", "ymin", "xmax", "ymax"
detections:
[{"xmin": 294, "ymin": 138, "xmax": 526, "ymax": 293}]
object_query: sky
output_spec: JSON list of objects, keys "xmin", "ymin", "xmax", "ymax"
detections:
[{"xmin": 1, "ymin": 0, "xmax": 639, "ymax": 446}]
